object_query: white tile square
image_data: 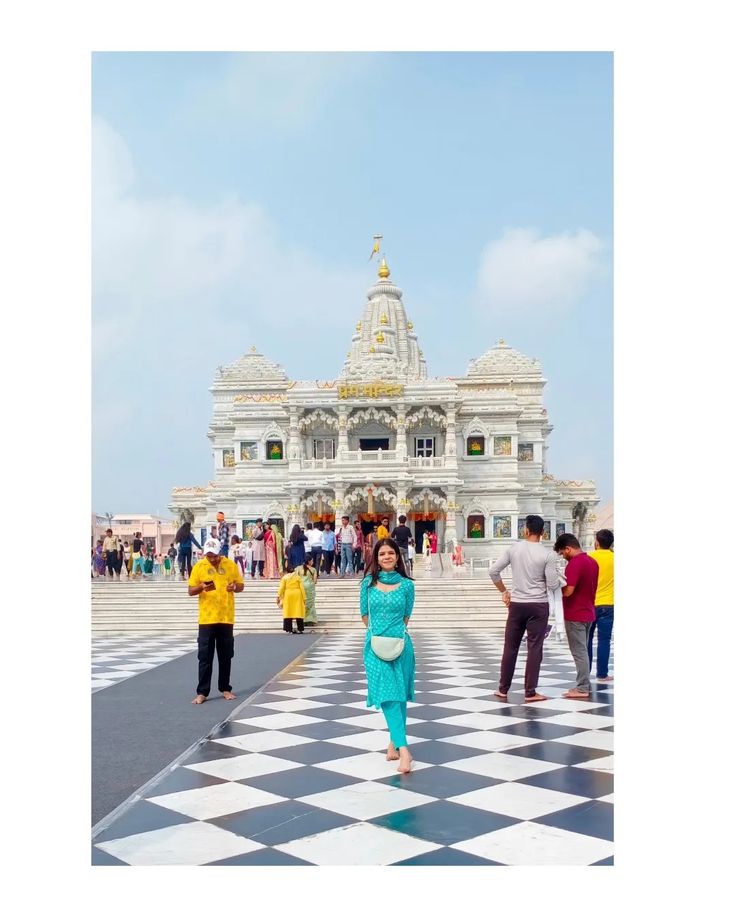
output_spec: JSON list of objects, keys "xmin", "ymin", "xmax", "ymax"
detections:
[
  {"xmin": 278, "ymin": 677, "xmax": 344, "ymax": 687},
  {"xmin": 314, "ymin": 751, "xmax": 431, "ymax": 780},
  {"xmin": 213, "ymin": 730, "xmax": 319, "ymax": 753},
  {"xmin": 450, "ymin": 821, "xmax": 614, "ymax": 866},
  {"xmin": 234, "ymin": 712, "xmax": 323, "ymax": 731},
  {"xmin": 450, "ymin": 782, "xmax": 588, "ymax": 820},
  {"xmin": 184, "ymin": 752, "xmax": 303, "ymax": 781},
  {"xmin": 442, "ymin": 730, "xmax": 530, "ymax": 752},
  {"xmin": 575, "ymin": 756, "xmax": 614, "ymax": 773},
  {"xmin": 328, "ymin": 730, "xmax": 424, "ymax": 751},
  {"xmin": 298, "ymin": 781, "xmax": 436, "ymax": 821},
  {"xmin": 91, "ymin": 679, "xmax": 116, "ymax": 689},
  {"xmin": 538, "ymin": 713, "xmax": 614, "ymax": 730},
  {"xmin": 597, "ymin": 792, "xmax": 614, "ymax": 803},
  {"xmin": 266, "ymin": 686, "xmax": 342, "ymax": 699},
  {"xmin": 521, "ymin": 698, "xmax": 606, "ymax": 712},
  {"xmin": 95, "ymin": 821, "xmax": 263, "ymax": 866},
  {"xmin": 275, "ymin": 821, "xmax": 440, "ymax": 866},
  {"xmin": 436, "ymin": 713, "xmax": 524, "ymax": 731},
  {"xmin": 445, "ymin": 752, "xmax": 559, "ymax": 781},
  {"xmin": 256, "ymin": 698, "xmax": 330, "ymax": 712},
  {"xmin": 425, "ymin": 676, "xmax": 492, "ymax": 687},
  {"xmin": 91, "ymin": 670, "xmax": 139, "ymax": 680},
  {"xmin": 148, "ymin": 781, "xmax": 284, "ymax": 819},
  {"xmin": 555, "ymin": 730, "xmax": 614, "ymax": 751},
  {"xmin": 435, "ymin": 698, "xmax": 509, "ymax": 713}
]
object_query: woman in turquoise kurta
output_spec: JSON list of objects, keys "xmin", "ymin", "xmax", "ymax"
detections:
[{"xmin": 360, "ymin": 537, "xmax": 416, "ymax": 774}]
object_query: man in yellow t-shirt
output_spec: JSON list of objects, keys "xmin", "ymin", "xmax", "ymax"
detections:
[
  {"xmin": 188, "ymin": 537, "xmax": 244, "ymax": 705},
  {"xmin": 587, "ymin": 529, "xmax": 614, "ymax": 681},
  {"xmin": 376, "ymin": 517, "xmax": 390, "ymax": 541}
]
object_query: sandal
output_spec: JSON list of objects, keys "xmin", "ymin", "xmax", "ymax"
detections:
[
  {"xmin": 524, "ymin": 694, "xmax": 548, "ymax": 703},
  {"xmin": 494, "ymin": 691, "xmax": 508, "ymax": 701}
]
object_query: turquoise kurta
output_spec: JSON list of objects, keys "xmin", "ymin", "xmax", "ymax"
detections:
[{"xmin": 360, "ymin": 574, "xmax": 416, "ymax": 709}]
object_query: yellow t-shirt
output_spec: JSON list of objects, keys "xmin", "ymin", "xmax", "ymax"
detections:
[
  {"xmin": 376, "ymin": 525, "xmax": 389, "ymax": 541},
  {"xmin": 189, "ymin": 557, "xmax": 244, "ymax": 625},
  {"xmin": 588, "ymin": 549, "xmax": 614, "ymax": 606}
]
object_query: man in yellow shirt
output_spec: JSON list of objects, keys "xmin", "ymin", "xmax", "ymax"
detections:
[
  {"xmin": 587, "ymin": 528, "xmax": 614, "ymax": 681},
  {"xmin": 376, "ymin": 517, "xmax": 390, "ymax": 541},
  {"xmin": 102, "ymin": 529, "xmax": 122, "ymax": 581},
  {"xmin": 188, "ymin": 538, "xmax": 244, "ymax": 704}
]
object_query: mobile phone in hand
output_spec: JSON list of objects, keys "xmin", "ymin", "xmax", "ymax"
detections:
[{"xmin": 204, "ymin": 580, "xmax": 215, "ymax": 591}]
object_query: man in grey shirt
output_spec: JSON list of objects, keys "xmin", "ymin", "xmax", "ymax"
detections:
[{"xmin": 489, "ymin": 514, "xmax": 560, "ymax": 703}]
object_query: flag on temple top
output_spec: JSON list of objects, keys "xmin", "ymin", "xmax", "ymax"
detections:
[{"xmin": 369, "ymin": 236, "xmax": 382, "ymax": 260}]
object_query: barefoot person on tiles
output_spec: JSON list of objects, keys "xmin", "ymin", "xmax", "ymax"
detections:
[{"xmin": 360, "ymin": 537, "xmax": 416, "ymax": 774}]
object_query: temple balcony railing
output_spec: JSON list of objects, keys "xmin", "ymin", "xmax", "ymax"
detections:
[
  {"xmin": 297, "ymin": 452, "xmax": 448, "ymax": 470},
  {"xmin": 407, "ymin": 456, "xmax": 446, "ymax": 468}
]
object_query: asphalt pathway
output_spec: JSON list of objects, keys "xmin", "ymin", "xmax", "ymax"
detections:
[{"xmin": 92, "ymin": 633, "xmax": 319, "ymax": 826}]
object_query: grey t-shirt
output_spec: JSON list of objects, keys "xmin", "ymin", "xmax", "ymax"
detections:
[{"xmin": 489, "ymin": 541, "xmax": 561, "ymax": 602}]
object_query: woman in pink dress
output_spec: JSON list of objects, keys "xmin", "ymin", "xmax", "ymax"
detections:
[{"xmin": 263, "ymin": 522, "xmax": 280, "ymax": 579}]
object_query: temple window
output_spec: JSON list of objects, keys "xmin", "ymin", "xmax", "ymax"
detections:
[
  {"xmin": 494, "ymin": 436, "xmax": 513, "ymax": 456},
  {"xmin": 313, "ymin": 438, "xmax": 335, "ymax": 460},
  {"xmin": 466, "ymin": 435, "xmax": 485, "ymax": 456},
  {"xmin": 414, "ymin": 437, "xmax": 434, "ymax": 458},
  {"xmin": 542, "ymin": 520, "xmax": 552, "ymax": 541},
  {"xmin": 467, "ymin": 514, "xmax": 485, "ymax": 539},
  {"xmin": 223, "ymin": 449, "xmax": 235, "ymax": 468},
  {"xmin": 266, "ymin": 440, "xmax": 284, "ymax": 461},
  {"xmin": 518, "ymin": 442, "xmax": 534, "ymax": 462},
  {"xmin": 240, "ymin": 441, "xmax": 258, "ymax": 462}
]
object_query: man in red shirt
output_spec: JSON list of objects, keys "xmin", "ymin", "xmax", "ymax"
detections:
[{"xmin": 554, "ymin": 533, "xmax": 599, "ymax": 700}]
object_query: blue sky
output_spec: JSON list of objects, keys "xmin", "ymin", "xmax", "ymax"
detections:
[{"xmin": 92, "ymin": 52, "xmax": 612, "ymax": 515}]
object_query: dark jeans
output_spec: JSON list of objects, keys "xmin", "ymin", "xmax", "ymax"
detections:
[
  {"xmin": 499, "ymin": 601, "xmax": 550, "ymax": 698},
  {"xmin": 353, "ymin": 547, "xmax": 364, "ymax": 572},
  {"xmin": 283, "ymin": 618, "xmax": 304, "ymax": 634},
  {"xmin": 105, "ymin": 550, "xmax": 121, "ymax": 575},
  {"xmin": 250, "ymin": 559, "xmax": 265, "ymax": 577},
  {"xmin": 179, "ymin": 546, "xmax": 193, "ymax": 576},
  {"xmin": 197, "ymin": 623, "xmax": 234, "ymax": 696},
  {"xmin": 322, "ymin": 550, "xmax": 335, "ymax": 575},
  {"xmin": 587, "ymin": 605, "xmax": 614, "ymax": 677},
  {"xmin": 309, "ymin": 548, "xmax": 323, "ymax": 575}
]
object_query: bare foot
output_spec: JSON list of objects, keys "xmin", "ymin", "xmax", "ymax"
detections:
[
  {"xmin": 222, "ymin": 691, "xmax": 237, "ymax": 701},
  {"xmin": 191, "ymin": 694, "xmax": 207, "ymax": 705},
  {"xmin": 397, "ymin": 749, "xmax": 413, "ymax": 774},
  {"xmin": 386, "ymin": 742, "xmax": 400, "ymax": 761}
]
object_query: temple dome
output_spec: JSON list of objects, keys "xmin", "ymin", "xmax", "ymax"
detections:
[
  {"xmin": 341, "ymin": 260, "xmax": 427, "ymax": 381},
  {"xmin": 466, "ymin": 339, "xmax": 541, "ymax": 378},
  {"xmin": 216, "ymin": 347, "xmax": 288, "ymax": 382}
]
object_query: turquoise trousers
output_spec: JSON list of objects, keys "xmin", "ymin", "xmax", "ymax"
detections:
[{"xmin": 381, "ymin": 701, "xmax": 408, "ymax": 748}]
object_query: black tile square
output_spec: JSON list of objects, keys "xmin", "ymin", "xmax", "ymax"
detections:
[
  {"xmin": 523, "ymin": 767, "xmax": 614, "ymax": 799},
  {"xmin": 371, "ymin": 800, "xmax": 519, "ymax": 846},
  {"xmin": 210, "ymin": 800, "xmax": 349, "ymax": 845},
  {"xmin": 589, "ymin": 704, "xmax": 614, "ymax": 717},
  {"xmin": 267, "ymin": 741, "xmax": 367, "ymax": 765},
  {"xmin": 375, "ymin": 766, "xmax": 502, "ymax": 798},
  {"xmin": 408, "ymin": 739, "xmax": 491, "ymax": 765},
  {"xmin": 92, "ymin": 845, "xmax": 128, "ymax": 866},
  {"xmin": 94, "ymin": 800, "xmax": 194, "ymax": 844},
  {"xmin": 181, "ymin": 741, "xmax": 252, "ymax": 765},
  {"xmin": 242, "ymin": 766, "xmax": 358, "ymax": 798},
  {"xmin": 207, "ymin": 847, "xmax": 313, "ymax": 865},
  {"xmin": 492, "ymin": 722, "xmax": 589, "ymax": 742},
  {"xmin": 299, "ymin": 704, "xmax": 374, "ymax": 721},
  {"xmin": 405, "ymin": 721, "xmax": 480, "ymax": 742},
  {"xmin": 535, "ymin": 800, "xmax": 614, "ymax": 841},
  {"xmin": 142, "ymin": 766, "xmax": 229, "ymax": 796},
  {"xmin": 499, "ymin": 741, "xmax": 613, "ymax": 765},
  {"xmin": 283, "ymin": 720, "xmax": 368, "ymax": 741},
  {"xmin": 214, "ymin": 721, "xmax": 264, "ymax": 739},
  {"xmin": 403, "ymin": 705, "xmax": 473, "ymax": 721},
  {"xmin": 492, "ymin": 705, "xmax": 567, "ymax": 720},
  {"xmin": 591, "ymin": 855, "xmax": 614, "ymax": 866}
]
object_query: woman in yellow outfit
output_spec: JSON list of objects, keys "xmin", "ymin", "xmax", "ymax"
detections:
[{"xmin": 277, "ymin": 563, "xmax": 307, "ymax": 634}]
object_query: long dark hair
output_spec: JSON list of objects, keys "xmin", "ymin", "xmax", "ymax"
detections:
[
  {"xmin": 289, "ymin": 524, "xmax": 301, "ymax": 543},
  {"xmin": 175, "ymin": 521, "xmax": 191, "ymax": 543},
  {"xmin": 365, "ymin": 537, "xmax": 412, "ymax": 586}
]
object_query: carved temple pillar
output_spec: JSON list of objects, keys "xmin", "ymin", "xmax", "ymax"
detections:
[
  {"xmin": 287, "ymin": 491, "xmax": 302, "ymax": 533},
  {"xmin": 287, "ymin": 410, "xmax": 303, "ymax": 468},
  {"xmin": 444, "ymin": 488, "xmax": 458, "ymax": 552},
  {"xmin": 333, "ymin": 483, "xmax": 346, "ymax": 521},
  {"xmin": 395, "ymin": 404, "xmax": 407, "ymax": 459},
  {"xmin": 337, "ymin": 411, "xmax": 349, "ymax": 458},
  {"xmin": 445, "ymin": 405, "xmax": 457, "ymax": 463}
]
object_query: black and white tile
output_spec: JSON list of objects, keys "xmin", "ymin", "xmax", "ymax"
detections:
[
  {"xmin": 92, "ymin": 634, "xmax": 196, "ymax": 691},
  {"xmin": 92, "ymin": 631, "xmax": 613, "ymax": 865}
]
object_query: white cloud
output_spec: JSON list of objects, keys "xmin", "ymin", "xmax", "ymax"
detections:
[
  {"xmin": 477, "ymin": 227, "xmax": 604, "ymax": 315},
  {"xmin": 92, "ymin": 117, "xmax": 365, "ymax": 367}
]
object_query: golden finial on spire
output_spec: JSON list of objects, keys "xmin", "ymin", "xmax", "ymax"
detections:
[
  {"xmin": 356, "ymin": 321, "xmax": 362, "ymax": 331},
  {"xmin": 498, "ymin": 338, "xmax": 506, "ymax": 345},
  {"xmin": 376, "ymin": 331, "xmax": 385, "ymax": 344},
  {"xmin": 378, "ymin": 257, "xmax": 390, "ymax": 279},
  {"xmin": 250, "ymin": 345, "xmax": 257, "ymax": 353},
  {"xmin": 369, "ymin": 345, "xmax": 376, "ymax": 353},
  {"xmin": 407, "ymin": 320, "xmax": 414, "ymax": 330},
  {"xmin": 380, "ymin": 312, "xmax": 388, "ymax": 325}
]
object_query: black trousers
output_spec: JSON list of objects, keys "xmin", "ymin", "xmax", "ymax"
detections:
[
  {"xmin": 105, "ymin": 550, "xmax": 121, "ymax": 575},
  {"xmin": 321, "ymin": 550, "xmax": 335, "ymax": 574},
  {"xmin": 197, "ymin": 623, "xmax": 234, "ymax": 696},
  {"xmin": 499, "ymin": 602, "xmax": 549, "ymax": 697},
  {"xmin": 251, "ymin": 559, "xmax": 265, "ymax": 577},
  {"xmin": 309, "ymin": 548, "xmax": 323, "ymax": 574},
  {"xmin": 283, "ymin": 617, "xmax": 304, "ymax": 633},
  {"xmin": 179, "ymin": 547, "xmax": 193, "ymax": 576}
]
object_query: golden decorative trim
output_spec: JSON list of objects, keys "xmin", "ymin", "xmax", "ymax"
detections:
[{"xmin": 337, "ymin": 381, "xmax": 405, "ymax": 399}]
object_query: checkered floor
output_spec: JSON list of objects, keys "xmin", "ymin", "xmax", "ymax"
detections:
[
  {"xmin": 92, "ymin": 634, "xmax": 196, "ymax": 691},
  {"xmin": 92, "ymin": 631, "xmax": 614, "ymax": 865}
]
